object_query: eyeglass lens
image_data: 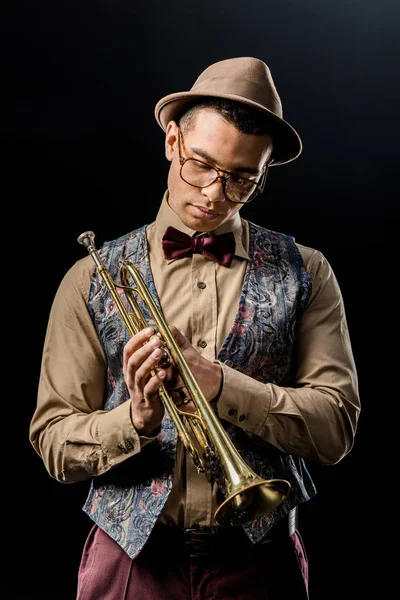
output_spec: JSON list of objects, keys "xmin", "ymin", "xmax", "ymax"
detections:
[{"xmin": 181, "ymin": 159, "xmax": 257, "ymax": 203}]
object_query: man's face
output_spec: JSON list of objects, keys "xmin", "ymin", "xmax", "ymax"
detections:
[{"xmin": 165, "ymin": 110, "xmax": 273, "ymax": 232}]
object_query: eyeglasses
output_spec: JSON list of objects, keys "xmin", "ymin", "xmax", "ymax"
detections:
[{"xmin": 178, "ymin": 130, "xmax": 269, "ymax": 204}]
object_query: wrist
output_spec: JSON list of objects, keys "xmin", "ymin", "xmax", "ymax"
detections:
[
  {"xmin": 130, "ymin": 406, "xmax": 160, "ymax": 437},
  {"xmin": 211, "ymin": 362, "xmax": 223, "ymax": 401}
]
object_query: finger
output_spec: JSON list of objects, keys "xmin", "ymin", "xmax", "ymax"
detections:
[
  {"xmin": 124, "ymin": 331, "xmax": 161, "ymax": 376},
  {"xmin": 143, "ymin": 369, "xmax": 166, "ymax": 398},
  {"xmin": 123, "ymin": 326, "xmax": 158, "ymax": 357},
  {"xmin": 129, "ymin": 347, "xmax": 163, "ymax": 391},
  {"xmin": 179, "ymin": 401, "xmax": 196, "ymax": 414},
  {"xmin": 169, "ymin": 386, "xmax": 189, "ymax": 406}
]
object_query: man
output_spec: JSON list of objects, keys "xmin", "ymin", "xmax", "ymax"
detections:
[{"xmin": 30, "ymin": 57, "xmax": 360, "ymax": 599}]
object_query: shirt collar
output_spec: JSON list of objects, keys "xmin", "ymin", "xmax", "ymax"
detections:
[{"xmin": 155, "ymin": 191, "xmax": 249, "ymax": 261}]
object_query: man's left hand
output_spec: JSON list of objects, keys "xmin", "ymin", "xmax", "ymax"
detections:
[{"xmin": 163, "ymin": 326, "xmax": 222, "ymax": 409}]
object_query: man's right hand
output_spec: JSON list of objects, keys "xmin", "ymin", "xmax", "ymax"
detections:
[{"xmin": 123, "ymin": 327, "xmax": 167, "ymax": 436}]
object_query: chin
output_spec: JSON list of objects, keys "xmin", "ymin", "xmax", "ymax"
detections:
[{"xmin": 189, "ymin": 217, "xmax": 222, "ymax": 233}]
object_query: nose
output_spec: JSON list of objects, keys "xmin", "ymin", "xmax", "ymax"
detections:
[{"xmin": 201, "ymin": 176, "xmax": 227, "ymax": 203}]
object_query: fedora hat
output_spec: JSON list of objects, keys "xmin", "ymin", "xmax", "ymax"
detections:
[{"xmin": 154, "ymin": 57, "xmax": 302, "ymax": 166}]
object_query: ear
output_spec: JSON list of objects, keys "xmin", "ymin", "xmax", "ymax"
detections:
[{"xmin": 165, "ymin": 121, "xmax": 179, "ymax": 162}]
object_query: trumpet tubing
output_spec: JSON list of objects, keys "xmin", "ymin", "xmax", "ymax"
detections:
[{"xmin": 78, "ymin": 231, "xmax": 291, "ymax": 526}]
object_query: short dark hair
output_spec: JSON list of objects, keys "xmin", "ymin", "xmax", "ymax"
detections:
[{"xmin": 178, "ymin": 98, "xmax": 274, "ymax": 137}]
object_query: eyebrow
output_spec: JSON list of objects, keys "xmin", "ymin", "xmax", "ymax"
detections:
[{"xmin": 190, "ymin": 146, "xmax": 261, "ymax": 176}]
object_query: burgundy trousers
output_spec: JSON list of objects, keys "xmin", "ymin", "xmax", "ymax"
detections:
[{"xmin": 77, "ymin": 522, "xmax": 309, "ymax": 600}]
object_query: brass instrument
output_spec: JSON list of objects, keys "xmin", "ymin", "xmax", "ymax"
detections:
[{"xmin": 78, "ymin": 230, "xmax": 290, "ymax": 526}]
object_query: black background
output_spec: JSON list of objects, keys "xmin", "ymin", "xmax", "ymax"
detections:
[{"xmin": 3, "ymin": 1, "xmax": 398, "ymax": 598}]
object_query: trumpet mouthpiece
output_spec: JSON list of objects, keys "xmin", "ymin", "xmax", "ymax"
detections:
[{"xmin": 77, "ymin": 231, "xmax": 95, "ymax": 249}]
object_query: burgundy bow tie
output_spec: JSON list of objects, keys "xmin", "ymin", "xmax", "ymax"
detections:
[{"xmin": 162, "ymin": 226, "xmax": 236, "ymax": 268}]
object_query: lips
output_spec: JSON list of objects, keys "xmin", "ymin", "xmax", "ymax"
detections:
[{"xmin": 192, "ymin": 205, "xmax": 220, "ymax": 219}]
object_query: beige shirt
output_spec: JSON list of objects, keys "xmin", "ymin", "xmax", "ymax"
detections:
[{"xmin": 30, "ymin": 193, "xmax": 360, "ymax": 528}]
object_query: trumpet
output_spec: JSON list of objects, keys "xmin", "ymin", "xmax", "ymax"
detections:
[{"xmin": 78, "ymin": 231, "xmax": 290, "ymax": 526}]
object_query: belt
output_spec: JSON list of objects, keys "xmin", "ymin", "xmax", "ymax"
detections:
[
  {"xmin": 149, "ymin": 509, "xmax": 297, "ymax": 558},
  {"xmin": 183, "ymin": 525, "xmax": 250, "ymax": 557}
]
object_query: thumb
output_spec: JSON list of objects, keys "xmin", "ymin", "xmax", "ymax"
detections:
[{"xmin": 168, "ymin": 325, "xmax": 190, "ymax": 351}]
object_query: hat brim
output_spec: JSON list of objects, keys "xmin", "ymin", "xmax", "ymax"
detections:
[{"xmin": 154, "ymin": 91, "xmax": 302, "ymax": 166}]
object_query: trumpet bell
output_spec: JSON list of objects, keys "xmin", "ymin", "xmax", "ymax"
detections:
[{"xmin": 214, "ymin": 478, "xmax": 291, "ymax": 527}]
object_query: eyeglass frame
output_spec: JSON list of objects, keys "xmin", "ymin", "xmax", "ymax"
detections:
[{"xmin": 177, "ymin": 128, "xmax": 271, "ymax": 204}]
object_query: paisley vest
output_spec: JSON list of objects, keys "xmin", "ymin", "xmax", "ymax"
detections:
[{"xmin": 82, "ymin": 221, "xmax": 316, "ymax": 559}]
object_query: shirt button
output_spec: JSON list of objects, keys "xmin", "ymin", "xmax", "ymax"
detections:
[
  {"xmin": 118, "ymin": 444, "xmax": 128, "ymax": 454},
  {"xmin": 238, "ymin": 414, "xmax": 247, "ymax": 422},
  {"xmin": 224, "ymin": 360, "xmax": 234, "ymax": 368},
  {"xmin": 198, "ymin": 340, "xmax": 207, "ymax": 348},
  {"xmin": 125, "ymin": 440, "xmax": 134, "ymax": 451},
  {"xmin": 228, "ymin": 408, "xmax": 237, "ymax": 417},
  {"xmin": 197, "ymin": 282, "xmax": 206, "ymax": 289}
]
